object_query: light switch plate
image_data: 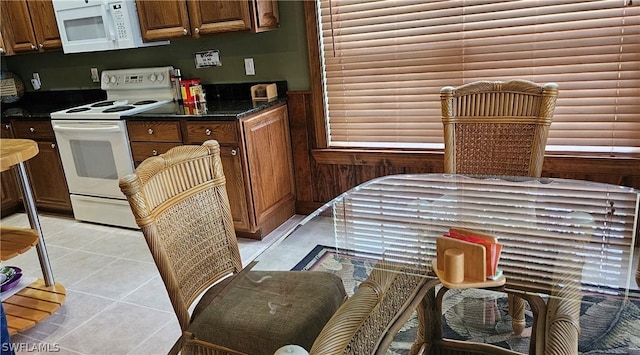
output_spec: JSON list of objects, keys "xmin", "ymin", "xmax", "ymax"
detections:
[
  {"xmin": 244, "ymin": 58, "xmax": 255, "ymax": 75},
  {"xmin": 90, "ymin": 68, "xmax": 100, "ymax": 82}
]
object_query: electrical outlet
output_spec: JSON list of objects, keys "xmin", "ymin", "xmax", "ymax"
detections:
[
  {"xmin": 244, "ymin": 58, "xmax": 255, "ymax": 75},
  {"xmin": 90, "ymin": 68, "xmax": 100, "ymax": 82}
]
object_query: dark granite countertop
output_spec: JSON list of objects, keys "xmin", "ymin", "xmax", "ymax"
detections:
[
  {"xmin": 1, "ymin": 90, "xmax": 106, "ymax": 119},
  {"xmin": 129, "ymin": 97, "xmax": 287, "ymax": 120},
  {"xmin": 1, "ymin": 81, "xmax": 288, "ymax": 121}
]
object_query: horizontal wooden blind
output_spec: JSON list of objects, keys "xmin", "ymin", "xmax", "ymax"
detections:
[
  {"xmin": 318, "ymin": 0, "xmax": 640, "ymax": 154},
  {"xmin": 331, "ymin": 174, "xmax": 639, "ymax": 296}
]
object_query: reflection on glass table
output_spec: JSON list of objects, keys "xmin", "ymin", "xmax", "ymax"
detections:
[{"xmin": 256, "ymin": 174, "xmax": 639, "ymax": 355}]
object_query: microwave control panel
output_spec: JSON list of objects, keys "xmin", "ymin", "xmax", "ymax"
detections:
[{"xmin": 111, "ymin": 3, "xmax": 129, "ymax": 39}]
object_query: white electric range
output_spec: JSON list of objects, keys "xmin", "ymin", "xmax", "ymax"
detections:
[{"xmin": 50, "ymin": 66, "xmax": 175, "ymax": 229}]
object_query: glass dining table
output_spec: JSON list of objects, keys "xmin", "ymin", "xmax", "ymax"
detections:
[{"xmin": 255, "ymin": 174, "xmax": 639, "ymax": 355}]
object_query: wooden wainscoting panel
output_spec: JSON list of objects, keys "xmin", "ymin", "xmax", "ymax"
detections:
[{"xmin": 287, "ymin": 91, "xmax": 315, "ymax": 203}]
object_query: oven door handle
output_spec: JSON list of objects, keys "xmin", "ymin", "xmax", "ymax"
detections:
[{"xmin": 52, "ymin": 124, "xmax": 123, "ymax": 133}]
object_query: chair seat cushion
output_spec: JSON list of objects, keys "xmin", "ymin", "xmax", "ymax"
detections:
[{"xmin": 187, "ymin": 270, "xmax": 347, "ymax": 355}]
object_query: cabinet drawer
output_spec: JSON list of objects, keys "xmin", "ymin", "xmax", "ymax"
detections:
[
  {"xmin": 11, "ymin": 121, "xmax": 55, "ymax": 140},
  {"xmin": 131, "ymin": 142, "xmax": 182, "ymax": 164},
  {"xmin": 184, "ymin": 122, "xmax": 237, "ymax": 144},
  {"xmin": 127, "ymin": 121, "xmax": 182, "ymax": 142}
]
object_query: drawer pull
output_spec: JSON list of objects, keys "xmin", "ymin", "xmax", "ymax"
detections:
[
  {"xmin": 231, "ymin": 149, "xmax": 237, "ymax": 156},
  {"xmin": 29, "ymin": 127, "xmax": 35, "ymax": 133},
  {"xmin": 205, "ymin": 128, "xmax": 212, "ymax": 136},
  {"xmin": 183, "ymin": 28, "xmax": 188, "ymax": 35},
  {"xmin": 147, "ymin": 128, "xmax": 154, "ymax": 135},
  {"xmin": 51, "ymin": 143, "xmax": 56, "ymax": 149},
  {"xmin": 152, "ymin": 149, "xmax": 158, "ymax": 156},
  {"xmin": 4, "ymin": 124, "xmax": 10, "ymax": 130},
  {"xmin": 195, "ymin": 27, "xmax": 200, "ymax": 34}
]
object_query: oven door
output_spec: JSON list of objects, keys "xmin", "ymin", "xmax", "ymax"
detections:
[{"xmin": 51, "ymin": 120, "xmax": 133, "ymax": 199}]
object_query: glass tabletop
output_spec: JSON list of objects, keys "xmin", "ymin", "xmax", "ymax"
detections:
[
  {"xmin": 254, "ymin": 174, "xmax": 639, "ymax": 354},
  {"xmin": 258, "ymin": 174, "xmax": 639, "ymax": 296}
]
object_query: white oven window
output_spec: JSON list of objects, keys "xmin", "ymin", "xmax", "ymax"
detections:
[
  {"xmin": 69, "ymin": 139, "xmax": 118, "ymax": 180},
  {"xmin": 64, "ymin": 17, "xmax": 106, "ymax": 41}
]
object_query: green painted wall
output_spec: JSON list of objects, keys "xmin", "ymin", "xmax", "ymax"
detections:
[{"xmin": 0, "ymin": 1, "xmax": 310, "ymax": 92}]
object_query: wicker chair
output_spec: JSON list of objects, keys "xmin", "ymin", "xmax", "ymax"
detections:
[
  {"xmin": 438, "ymin": 80, "xmax": 571, "ymax": 354},
  {"xmin": 119, "ymin": 140, "xmax": 347, "ymax": 355},
  {"xmin": 440, "ymin": 79, "xmax": 559, "ymax": 177}
]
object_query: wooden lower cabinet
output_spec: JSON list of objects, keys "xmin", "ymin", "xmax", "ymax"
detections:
[
  {"xmin": 128, "ymin": 103, "xmax": 295, "ymax": 239},
  {"xmin": 1, "ymin": 123, "xmax": 21, "ymax": 217},
  {"xmin": 10, "ymin": 120, "xmax": 72, "ymax": 214}
]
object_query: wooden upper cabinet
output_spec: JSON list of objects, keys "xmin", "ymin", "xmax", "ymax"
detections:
[
  {"xmin": 251, "ymin": 0, "xmax": 279, "ymax": 33},
  {"xmin": 136, "ymin": 0, "xmax": 191, "ymax": 41},
  {"xmin": 0, "ymin": 0, "xmax": 60, "ymax": 54},
  {"xmin": 187, "ymin": 0, "xmax": 251, "ymax": 36},
  {"xmin": 27, "ymin": 0, "xmax": 62, "ymax": 50},
  {"xmin": 136, "ymin": 0, "xmax": 278, "ymax": 41}
]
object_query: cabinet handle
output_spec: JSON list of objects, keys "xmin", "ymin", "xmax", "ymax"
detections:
[
  {"xmin": 0, "ymin": 48, "xmax": 4, "ymax": 54},
  {"xmin": 147, "ymin": 128, "xmax": 154, "ymax": 135},
  {"xmin": 183, "ymin": 28, "xmax": 188, "ymax": 35},
  {"xmin": 152, "ymin": 149, "xmax": 158, "ymax": 156},
  {"xmin": 4, "ymin": 124, "xmax": 10, "ymax": 130},
  {"xmin": 231, "ymin": 149, "xmax": 237, "ymax": 156},
  {"xmin": 51, "ymin": 143, "xmax": 56, "ymax": 149},
  {"xmin": 31, "ymin": 44, "xmax": 37, "ymax": 50},
  {"xmin": 194, "ymin": 27, "xmax": 200, "ymax": 34},
  {"xmin": 205, "ymin": 128, "xmax": 212, "ymax": 136},
  {"xmin": 39, "ymin": 43, "xmax": 44, "ymax": 49},
  {"xmin": 29, "ymin": 127, "xmax": 35, "ymax": 133}
]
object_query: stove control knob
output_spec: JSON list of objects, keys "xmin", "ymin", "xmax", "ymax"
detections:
[
  {"xmin": 149, "ymin": 74, "xmax": 157, "ymax": 82},
  {"xmin": 109, "ymin": 76, "xmax": 117, "ymax": 84},
  {"xmin": 157, "ymin": 73, "xmax": 164, "ymax": 82}
]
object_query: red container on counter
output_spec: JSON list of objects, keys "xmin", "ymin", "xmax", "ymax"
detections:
[{"xmin": 180, "ymin": 79, "xmax": 204, "ymax": 103}]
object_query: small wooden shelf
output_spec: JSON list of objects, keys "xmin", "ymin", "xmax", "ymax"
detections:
[
  {"xmin": 0, "ymin": 226, "xmax": 39, "ymax": 261},
  {"xmin": 2, "ymin": 279, "xmax": 66, "ymax": 335}
]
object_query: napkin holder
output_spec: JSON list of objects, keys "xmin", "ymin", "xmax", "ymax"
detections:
[
  {"xmin": 251, "ymin": 83, "xmax": 278, "ymax": 101},
  {"xmin": 433, "ymin": 236, "xmax": 505, "ymax": 289}
]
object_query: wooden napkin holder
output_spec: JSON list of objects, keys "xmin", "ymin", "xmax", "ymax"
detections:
[
  {"xmin": 433, "ymin": 236, "xmax": 505, "ymax": 289},
  {"xmin": 251, "ymin": 83, "xmax": 278, "ymax": 101}
]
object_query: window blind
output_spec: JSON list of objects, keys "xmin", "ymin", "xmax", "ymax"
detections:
[{"xmin": 318, "ymin": 0, "xmax": 640, "ymax": 155}]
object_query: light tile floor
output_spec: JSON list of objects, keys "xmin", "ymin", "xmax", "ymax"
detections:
[{"xmin": 1, "ymin": 212, "xmax": 303, "ymax": 355}]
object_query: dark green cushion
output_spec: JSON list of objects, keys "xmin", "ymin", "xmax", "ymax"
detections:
[{"xmin": 188, "ymin": 271, "xmax": 347, "ymax": 355}]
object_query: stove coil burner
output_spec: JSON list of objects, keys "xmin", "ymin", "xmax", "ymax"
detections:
[
  {"xmin": 66, "ymin": 107, "xmax": 91, "ymax": 113},
  {"xmin": 102, "ymin": 106, "xmax": 135, "ymax": 113},
  {"xmin": 92, "ymin": 100, "xmax": 116, "ymax": 107},
  {"xmin": 133, "ymin": 100, "xmax": 157, "ymax": 105}
]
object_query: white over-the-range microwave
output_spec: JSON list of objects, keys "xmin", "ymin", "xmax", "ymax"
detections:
[{"xmin": 52, "ymin": 0, "xmax": 168, "ymax": 54}]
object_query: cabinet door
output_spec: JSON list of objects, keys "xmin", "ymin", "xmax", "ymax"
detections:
[
  {"xmin": 136, "ymin": 0, "xmax": 191, "ymax": 41},
  {"xmin": 12, "ymin": 121, "xmax": 72, "ymax": 214},
  {"xmin": 1, "ymin": 123, "xmax": 20, "ymax": 217},
  {"xmin": 220, "ymin": 146, "xmax": 250, "ymax": 231},
  {"xmin": 0, "ymin": 1, "xmax": 39, "ymax": 54},
  {"xmin": 242, "ymin": 104, "xmax": 295, "ymax": 227},
  {"xmin": 187, "ymin": 0, "xmax": 250, "ymax": 36},
  {"xmin": 251, "ymin": 0, "xmax": 279, "ymax": 33},
  {"xmin": 184, "ymin": 121, "xmax": 251, "ymax": 232},
  {"xmin": 0, "ymin": 29, "xmax": 13, "ymax": 56},
  {"xmin": 23, "ymin": 141, "xmax": 72, "ymax": 214},
  {"xmin": 26, "ymin": 0, "xmax": 61, "ymax": 51}
]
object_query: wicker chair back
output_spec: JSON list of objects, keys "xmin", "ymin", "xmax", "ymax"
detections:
[
  {"xmin": 119, "ymin": 140, "xmax": 242, "ymax": 330},
  {"xmin": 441, "ymin": 80, "xmax": 559, "ymax": 177}
]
